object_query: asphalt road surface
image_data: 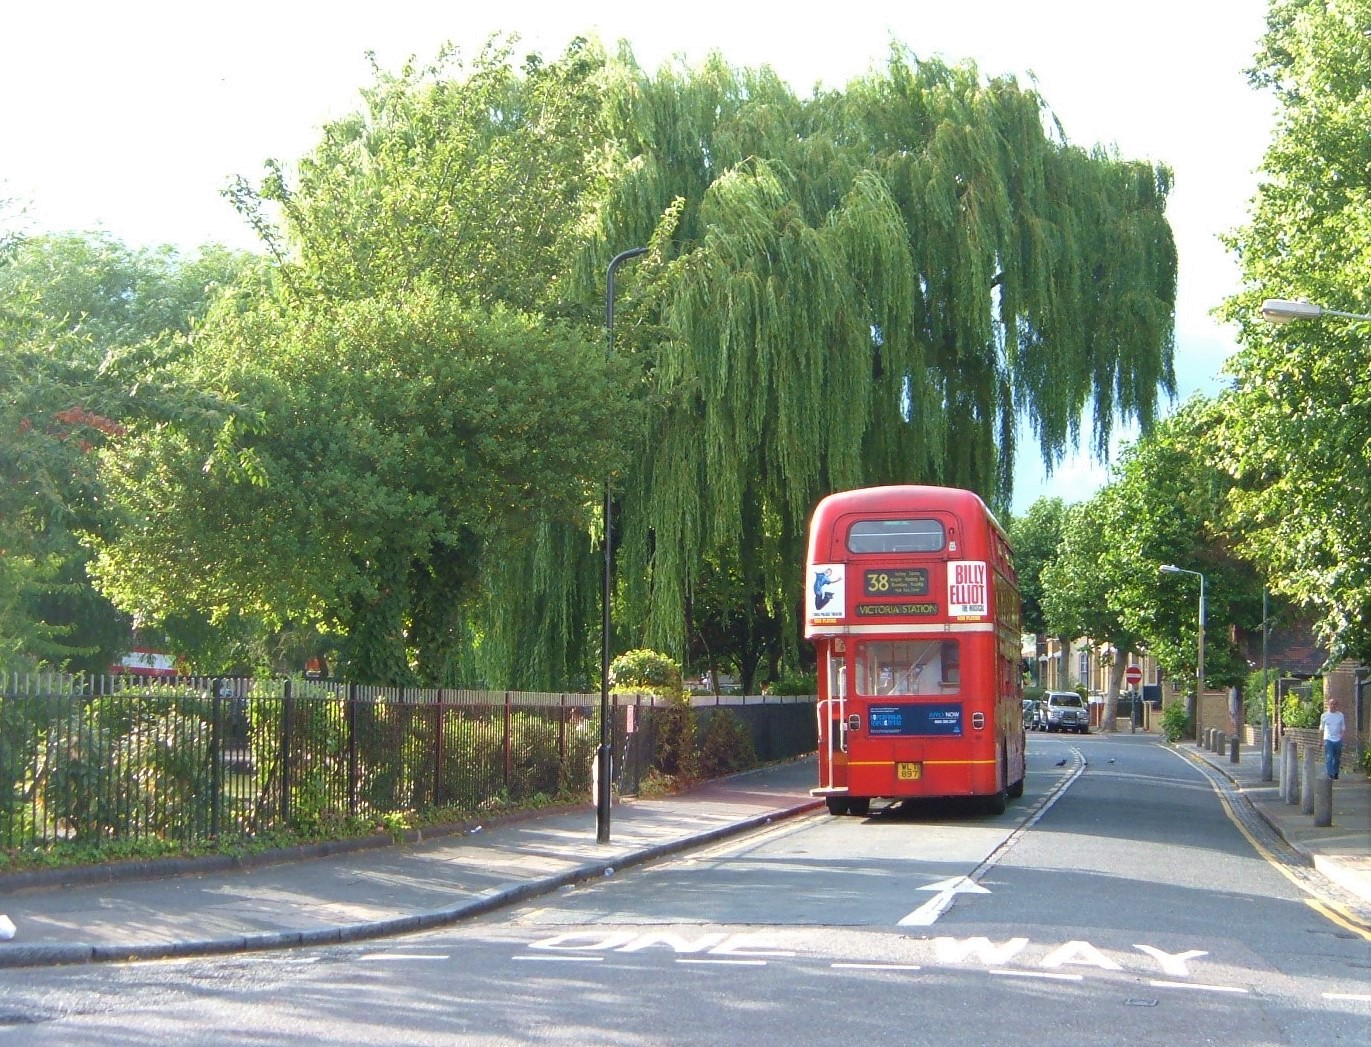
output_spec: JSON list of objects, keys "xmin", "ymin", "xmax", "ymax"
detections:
[{"xmin": 1, "ymin": 733, "xmax": 1367, "ymax": 1045}]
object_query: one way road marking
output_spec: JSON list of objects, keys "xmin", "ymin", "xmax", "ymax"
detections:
[{"xmin": 898, "ymin": 876, "xmax": 990, "ymax": 926}]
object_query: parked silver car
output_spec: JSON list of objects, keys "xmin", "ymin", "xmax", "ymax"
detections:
[{"xmin": 1042, "ymin": 691, "xmax": 1089, "ymax": 733}]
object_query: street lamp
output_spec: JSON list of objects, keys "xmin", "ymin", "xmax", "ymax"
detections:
[
  {"xmin": 1261, "ymin": 587, "xmax": 1273, "ymax": 781},
  {"xmin": 599, "ymin": 246, "xmax": 648, "ymax": 845},
  {"xmin": 1260, "ymin": 298, "xmax": 1371, "ymax": 324},
  {"xmin": 1159, "ymin": 564, "xmax": 1205, "ymax": 740}
]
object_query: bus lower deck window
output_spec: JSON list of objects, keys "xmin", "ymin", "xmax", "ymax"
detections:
[{"xmin": 855, "ymin": 639, "xmax": 961, "ymax": 696}]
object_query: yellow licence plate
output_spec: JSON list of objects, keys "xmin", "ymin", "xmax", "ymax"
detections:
[{"xmin": 896, "ymin": 762, "xmax": 922, "ymax": 781}]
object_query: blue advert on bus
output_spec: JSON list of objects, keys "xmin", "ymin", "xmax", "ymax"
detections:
[{"xmin": 868, "ymin": 703, "xmax": 963, "ymax": 736}]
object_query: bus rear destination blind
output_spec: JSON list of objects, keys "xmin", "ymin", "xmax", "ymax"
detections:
[{"xmin": 862, "ymin": 568, "xmax": 929, "ymax": 597}]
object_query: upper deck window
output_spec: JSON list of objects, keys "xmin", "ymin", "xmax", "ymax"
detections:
[{"xmin": 847, "ymin": 518, "xmax": 945, "ymax": 554}]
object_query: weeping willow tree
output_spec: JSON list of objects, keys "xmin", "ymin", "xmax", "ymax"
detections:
[
  {"xmin": 574, "ymin": 46, "xmax": 1177, "ymax": 671},
  {"xmin": 92, "ymin": 38, "xmax": 1175, "ymax": 691}
]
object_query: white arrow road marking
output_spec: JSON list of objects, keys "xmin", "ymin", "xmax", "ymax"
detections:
[
  {"xmin": 898, "ymin": 875, "xmax": 991, "ymax": 927},
  {"xmin": 0, "ymin": 914, "xmax": 14, "ymax": 940}
]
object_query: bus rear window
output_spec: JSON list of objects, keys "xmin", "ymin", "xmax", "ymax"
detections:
[
  {"xmin": 848, "ymin": 519, "xmax": 945, "ymax": 554},
  {"xmin": 855, "ymin": 639, "xmax": 961, "ymax": 696}
]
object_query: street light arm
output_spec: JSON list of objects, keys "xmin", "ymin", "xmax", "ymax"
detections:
[
  {"xmin": 606, "ymin": 248, "xmax": 650, "ymax": 338},
  {"xmin": 1261, "ymin": 297, "xmax": 1371, "ymax": 324}
]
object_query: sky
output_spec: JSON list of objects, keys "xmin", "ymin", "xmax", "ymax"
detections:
[{"xmin": 2, "ymin": 1, "xmax": 1277, "ymax": 513}]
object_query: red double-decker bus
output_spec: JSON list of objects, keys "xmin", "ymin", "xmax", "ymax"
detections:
[{"xmin": 805, "ymin": 485, "xmax": 1025, "ymax": 815}]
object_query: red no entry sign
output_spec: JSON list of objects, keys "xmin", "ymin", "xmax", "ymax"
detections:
[{"xmin": 1124, "ymin": 665, "xmax": 1144, "ymax": 686}]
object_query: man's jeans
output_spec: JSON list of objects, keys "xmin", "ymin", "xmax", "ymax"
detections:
[{"xmin": 1324, "ymin": 738, "xmax": 1342, "ymax": 780}]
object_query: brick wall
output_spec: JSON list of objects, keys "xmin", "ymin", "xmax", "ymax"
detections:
[{"xmin": 1284, "ymin": 725, "xmax": 1357, "ymax": 776}]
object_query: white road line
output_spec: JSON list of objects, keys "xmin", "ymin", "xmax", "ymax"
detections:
[
  {"xmin": 513, "ymin": 955, "xmax": 604, "ymax": 963},
  {"xmin": 1149, "ymin": 980, "xmax": 1249, "ymax": 994},
  {"xmin": 1323, "ymin": 992, "xmax": 1371, "ymax": 1002},
  {"xmin": 358, "ymin": 953, "xmax": 450, "ymax": 961},
  {"xmin": 676, "ymin": 958, "xmax": 767, "ymax": 966},
  {"xmin": 831, "ymin": 963, "xmax": 923, "ymax": 971},
  {"xmin": 988, "ymin": 969, "xmax": 1083, "ymax": 982}
]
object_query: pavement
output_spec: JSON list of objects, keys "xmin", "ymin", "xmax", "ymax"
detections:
[
  {"xmin": 0, "ymin": 739, "xmax": 1366, "ymax": 970},
  {"xmin": 1179, "ymin": 734, "xmax": 1371, "ymax": 908},
  {"xmin": 0, "ymin": 759, "xmax": 824, "ymax": 969}
]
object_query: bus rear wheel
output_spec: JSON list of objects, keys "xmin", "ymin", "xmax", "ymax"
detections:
[
  {"xmin": 848, "ymin": 797, "xmax": 871, "ymax": 817},
  {"xmin": 985, "ymin": 752, "xmax": 1008, "ymax": 814},
  {"xmin": 825, "ymin": 796, "xmax": 850, "ymax": 816}
]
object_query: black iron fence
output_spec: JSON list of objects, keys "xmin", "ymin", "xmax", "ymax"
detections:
[{"xmin": 0, "ymin": 673, "xmax": 816, "ymax": 855}]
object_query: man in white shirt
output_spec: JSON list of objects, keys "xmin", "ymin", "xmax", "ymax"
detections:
[{"xmin": 1319, "ymin": 696, "xmax": 1346, "ymax": 781}]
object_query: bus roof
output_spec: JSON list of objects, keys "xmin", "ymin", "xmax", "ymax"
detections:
[{"xmin": 811, "ymin": 485, "xmax": 1000, "ymax": 529}]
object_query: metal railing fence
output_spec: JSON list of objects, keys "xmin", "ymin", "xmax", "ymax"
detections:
[{"xmin": 0, "ymin": 673, "xmax": 815, "ymax": 855}]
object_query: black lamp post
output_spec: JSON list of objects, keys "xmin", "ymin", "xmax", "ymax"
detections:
[{"xmin": 598, "ymin": 246, "xmax": 647, "ymax": 844}]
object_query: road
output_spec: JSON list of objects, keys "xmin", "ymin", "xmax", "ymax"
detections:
[{"xmin": 1, "ymin": 733, "xmax": 1367, "ymax": 1045}]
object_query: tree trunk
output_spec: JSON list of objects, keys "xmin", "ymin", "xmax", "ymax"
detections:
[{"xmin": 1101, "ymin": 658, "xmax": 1126, "ymax": 732}]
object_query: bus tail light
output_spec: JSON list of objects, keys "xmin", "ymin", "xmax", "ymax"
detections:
[
  {"xmin": 847, "ymin": 714, "xmax": 861, "ymax": 732},
  {"xmin": 971, "ymin": 712, "xmax": 986, "ymax": 730}
]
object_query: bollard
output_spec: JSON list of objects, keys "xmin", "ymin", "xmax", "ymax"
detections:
[
  {"xmin": 1301, "ymin": 745, "xmax": 1317, "ymax": 816},
  {"xmin": 1230, "ymin": 736, "xmax": 1240, "ymax": 764},
  {"xmin": 1260, "ymin": 725, "xmax": 1273, "ymax": 782},
  {"xmin": 1272, "ymin": 740, "xmax": 1283, "ymax": 805},
  {"xmin": 1205, "ymin": 728, "xmax": 1215, "ymax": 752},
  {"xmin": 1313, "ymin": 775, "xmax": 1333, "ymax": 827},
  {"xmin": 1283, "ymin": 739, "xmax": 1300, "ymax": 805}
]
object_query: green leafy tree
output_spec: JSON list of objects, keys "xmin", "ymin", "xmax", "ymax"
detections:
[
  {"xmin": 1041, "ymin": 492, "xmax": 1145, "ymax": 730},
  {"xmin": 1109, "ymin": 399, "xmax": 1260, "ymax": 695},
  {"xmin": 1043, "ymin": 400, "xmax": 1261, "ymax": 729},
  {"xmin": 0, "ymin": 232, "xmax": 250, "ymax": 673},
  {"xmin": 685, "ymin": 551, "xmax": 787, "ymax": 696},
  {"xmin": 1218, "ymin": 0, "xmax": 1371, "ymax": 660},
  {"xmin": 93, "ymin": 287, "xmax": 632, "ymax": 686},
  {"xmin": 94, "ymin": 40, "xmax": 634, "ymax": 687},
  {"xmin": 229, "ymin": 36, "xmax": 606, "ymax": 315},
  {"xmin": 594, "ymin": 45, "xmax": 1178, "ymax": 669},
  {"xmin": 1007, "ymin": 497, "xmax": 1069, "ymax": 685},
  {"xmin": 90, "ymin": 38, "xmax": 1180, "ymax": 693}
]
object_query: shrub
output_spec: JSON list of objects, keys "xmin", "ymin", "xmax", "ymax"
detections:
[
  {"xmin": 1281, "ymin": 691, "xmax": 1321, "ymax": 729},
  {"xmin": 613, "ymin": 649, "xmax": 694, "ymax": 779},
  {"xmin": 610, "ymin": 650, "xmax": 683, "ymax": 697},
  {"xmin": 649, "ymin": 704, "xmax": 696, "ymax": 779},
  {"xmin": 768, "ymin": 672, "xmax": 817, "ymax": 697},
  {"xmin": 1161, "ymin": 701, "xmax": 1192, "ymax": 742},
  {"xmin": 1243, "ymin": 669, "xmax": 1275, "ymax": 726},
  {"xmin": 696, "ymin": 709, "xmax": 757, "ymax": 779}
]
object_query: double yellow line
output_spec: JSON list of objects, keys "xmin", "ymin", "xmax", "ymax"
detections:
[{"xmin": 1179, "ymin": 748, "xmax": 1371, "ymax": 943}]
